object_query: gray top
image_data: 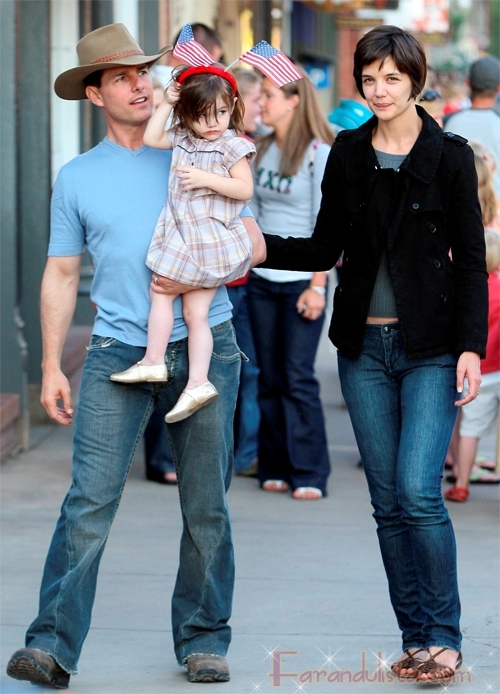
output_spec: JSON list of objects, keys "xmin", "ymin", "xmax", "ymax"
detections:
[
  {"xmin": 445, "ymin": 108, "xmax": 500, "ymax": 196},
  {"xmin": 251, "ymin": 139, "xmax": 330, "ymax": 283},
  {"xmin": 368, "ymin": 149, "xmax": 407, "ymax": 318}
]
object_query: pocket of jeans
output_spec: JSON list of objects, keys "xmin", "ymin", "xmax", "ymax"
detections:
[
  {"xmin": 86, "ymin": 336, "xmax": 117, "ymax": 351},
  {"xmin": 211, "ymin": 322, "xmax": 241, "ymax": 363},
  {"xmin": 211, "ymin": 349, "xmax": 241, "ymax": 364}
]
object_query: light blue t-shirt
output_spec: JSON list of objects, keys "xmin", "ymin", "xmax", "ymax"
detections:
[{"xmin": 49, "ymin": 138, "xmax": 252, "ymax": 346}]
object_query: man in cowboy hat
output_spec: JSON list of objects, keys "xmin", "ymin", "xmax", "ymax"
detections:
[{"xmin": 6, "ymin": 23, "xmax": 265, "ymax": 688}]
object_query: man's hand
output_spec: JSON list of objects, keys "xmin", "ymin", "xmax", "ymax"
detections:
[
  {"xmin": 150, "ymin": 274, "xmax": 197, "ymax": 295},
  {"xmin": 455, "ymin": 351, "xmax": 482, "ymax": 406},
  {"xmin": 176, "ymin": 166, "xmax": 209, "ymax": 191},
  {"xmin": 40, "ymin": 368, "xmax": 74, "ymax": 425}
]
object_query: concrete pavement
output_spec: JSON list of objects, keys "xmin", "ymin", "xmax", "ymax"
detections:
[{"xmin": 1, "ymin": 329, "xmax": 499, "ymax": 694}]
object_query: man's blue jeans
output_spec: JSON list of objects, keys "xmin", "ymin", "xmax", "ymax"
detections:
[
  {"xmin": 25, "ymin": 321, "xmax": 241, "ymax": 673},
  {"xmin": 226, "ymin": 284, "xmax": 260, "ymax": 472},
  {"xmin": 338, "ymin": 323, "xmax": 461, "ymax": 651}
]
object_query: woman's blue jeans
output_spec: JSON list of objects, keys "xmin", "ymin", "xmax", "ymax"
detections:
[
  {"xmin": 338, "ymin": 323, "xmax": 461, "ymax": 651},
  {"xmin": 25, "ymin": 321, "xmax": 241, "ymax": 673},
  {"xmin": 247, "ymin": 274, "xmax": 330, "ymax": 493}
]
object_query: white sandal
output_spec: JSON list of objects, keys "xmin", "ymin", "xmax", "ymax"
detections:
[
  {"xmin": 262, "ymin": 480, "xmax": 289, "ymax": 492},
  {"xmin": 292, "ymin": 487, "xmax": 323, "ymax": 500}
]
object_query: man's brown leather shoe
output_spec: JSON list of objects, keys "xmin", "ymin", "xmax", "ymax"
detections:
[
  {"xmin": 186, "ymin": 654, "xmax": 230, "ymax": 682},
  {"xmin": 6, "ymin": 648, "xmax": 70, "ymax": 689}
]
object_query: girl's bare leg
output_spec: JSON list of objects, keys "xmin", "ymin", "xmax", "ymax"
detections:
[
  {"xmin": 142, "ymin": 289, "xmax": 176, "ymax": 365},
  {"xmin": 182, "ymin": 288, "xmax": 218, "ymax": 388},
  {"xmin": 455, "ymin": 436, "xmax": 480, "ymax": 489}
]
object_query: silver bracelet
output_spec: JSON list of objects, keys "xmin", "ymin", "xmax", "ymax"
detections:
[{"xmin": 309, "ymin": 285, "xmax": 326, "ymax": 296}]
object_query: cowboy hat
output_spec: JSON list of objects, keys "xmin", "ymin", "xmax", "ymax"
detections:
[{"xmin": 54, "ymin": 23, "xmax": 172, "ymax": 100}]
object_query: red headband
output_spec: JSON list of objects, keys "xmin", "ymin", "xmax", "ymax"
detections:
[{"xmin": 176, "ymin": 65, "xmax": 238, "ymax": 94}]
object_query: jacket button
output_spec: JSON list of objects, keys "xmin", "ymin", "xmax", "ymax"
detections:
[
  {"xmin": 441, "ymin": 293, "xmax": 447, "ymax": 302},
  {"xmin": 446, "ymin": 132, "xmax": 455, "ymax": 138},
  {"xmin": 434, "ymin": 260, "xmax": 441, "ymax": 268},
  {"xmin": 429, "ymin": 224, "xmax": 436, "ymax": 233},
  {"xmin": 412, "ymin": 202, "xmax": 420, "ymax": 210}
]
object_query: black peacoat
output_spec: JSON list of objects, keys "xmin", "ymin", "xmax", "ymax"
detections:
[{"xmin": 261, "ymin": 106, "xmax": 488, "ymax": 360}]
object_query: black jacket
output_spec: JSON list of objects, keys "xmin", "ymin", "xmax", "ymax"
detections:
[{"xmin": 261, "ymin": 107, "xmax": 488, "ymax": 359}]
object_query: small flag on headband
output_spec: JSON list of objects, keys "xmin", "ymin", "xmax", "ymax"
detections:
[
  {"xmin": 173, "ymin": 24, "xmax": 215, "ymax": 67},
  {"xmin": 239, "ymin": 41, "xmax": 302, "ymax": 88}
]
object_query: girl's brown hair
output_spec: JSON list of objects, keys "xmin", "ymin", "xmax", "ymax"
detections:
[
  {"xmin": 474, "ymin": 152, "xmax": 498, "ymax": 227},
  {"xmin": 255, "ymin": 66, "xmax": 334, "ymax": 178},
  {"xmin": 172, "ymin": 64, "xmax": 245, "ymax": 134},
  {"xmin": 353, "ymin": 25, "xmax": 426, "ymax": 100}
]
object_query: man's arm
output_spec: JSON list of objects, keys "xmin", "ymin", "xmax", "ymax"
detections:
[{"xmin": 40, "ymin": 254, "xmax": 83, "ymax": 425}]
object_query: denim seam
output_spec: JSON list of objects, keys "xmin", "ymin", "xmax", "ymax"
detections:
[{"xmin": 52, "ymin": 486, "xmax": 74, "ymax": 671}]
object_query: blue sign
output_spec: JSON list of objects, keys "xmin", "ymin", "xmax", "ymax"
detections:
[{"xmin": 303, "ymin": 58, "xmax": 331, "ymax": 90}]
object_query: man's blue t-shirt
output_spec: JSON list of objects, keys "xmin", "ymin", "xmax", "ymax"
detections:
[{"xmin": 49, "ymin": 138, "xmax": 238, "ymax": 346}]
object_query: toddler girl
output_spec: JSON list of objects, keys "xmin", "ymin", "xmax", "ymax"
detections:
[{"xmin": 111, "ymin": 64, "xmax": 256, "ymax": 423}]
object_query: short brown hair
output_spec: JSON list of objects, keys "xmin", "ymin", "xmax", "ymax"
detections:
[
  {"xmin": 353, "ymin": 25, "xmax": 426, "ymax": 100},
  {"xmin": 83, "ymin": 69, "xmax": 103, "ymax": 89},
  {"xmin": 172, "ymin": 64, "xmax": 244, "ymax": 134}
]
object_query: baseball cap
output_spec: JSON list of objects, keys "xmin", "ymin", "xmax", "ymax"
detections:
[{"xmin": 469, "ymin": 55, "xmax": 500, "ymax": 91}]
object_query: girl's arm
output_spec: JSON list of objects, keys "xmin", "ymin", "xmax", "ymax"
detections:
[
  {"xmin": 176, "ymin": 156, "xmax": 254, "ymax": 200},
  {"xmin": 143, "ymin": 82, "xmax": 180, "ymax": 150}
]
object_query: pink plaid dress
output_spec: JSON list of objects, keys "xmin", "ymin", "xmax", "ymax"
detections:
[{"xmin": 146, "ymin": 128, "xmax": 256, "ymax": 287}]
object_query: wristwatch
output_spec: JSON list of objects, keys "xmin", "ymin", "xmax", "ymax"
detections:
[{"xmin": 309, "ymin": 285, "xmax": 326, "ymax": 296}]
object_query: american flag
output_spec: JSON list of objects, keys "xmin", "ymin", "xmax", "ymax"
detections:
[
  {"xmin": 239, "ymin": 41, "xmax": 302, "ymax": 88},
  {"xmin": 173, "ymin": 24, "xmax": 215, "ymax": 67}
]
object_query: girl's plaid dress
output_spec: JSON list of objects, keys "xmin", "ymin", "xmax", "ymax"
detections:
[{"xmin": 146, "ymin": 128, "xmax": 256, "ymax": 287}]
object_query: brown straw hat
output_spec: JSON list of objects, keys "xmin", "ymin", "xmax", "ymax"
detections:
[{"xmin": 54, "ymin": 23, "xmax": 172, "ymax": 100}]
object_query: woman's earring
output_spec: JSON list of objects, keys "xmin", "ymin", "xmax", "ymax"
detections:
[{"xmin": 287, "ymin": 106, "xmax": 292, "ymax": 111}]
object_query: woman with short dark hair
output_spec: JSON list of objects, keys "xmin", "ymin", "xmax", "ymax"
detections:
[{"xmin": 260, "ymin": 25, "xmax": 488, "ymax": 682}]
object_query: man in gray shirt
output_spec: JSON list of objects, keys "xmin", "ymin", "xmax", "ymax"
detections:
[{"xmin": 446, "ymin": 56, "xmax": 500, "ymax": 196}]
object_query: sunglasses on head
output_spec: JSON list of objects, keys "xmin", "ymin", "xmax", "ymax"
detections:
[{"xmin": 420, "ymin": 89, "xmax": 441, "ymax": 102}]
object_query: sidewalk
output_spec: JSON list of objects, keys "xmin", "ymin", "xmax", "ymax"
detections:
[{"xmin": 1, "ymin": 332, "xmax": 499, "ymax": 694}]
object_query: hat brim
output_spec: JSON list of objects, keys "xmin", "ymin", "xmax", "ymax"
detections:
[{"xmin": 54, "ymin": 45, "xmax": 172, "ymax": 100}]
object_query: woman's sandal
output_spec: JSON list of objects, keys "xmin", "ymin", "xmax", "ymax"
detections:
[
  {"xmin": 292, "ymin": 487, "xmax": 323, "ymax": 500},
  {"xmin": 416, "ymin": 647, "xmax": 462, "ymax": 683},
  {"xmin": 444, "ymin": 486, "xmax": 469, "ymax": 503},
  {"xmin": 262, "ymin": 480, "xmax": 289, "ymax": 493},
  {"xmin": 391, "ymin": 648, "xmax": 427, "ymax": 678}
]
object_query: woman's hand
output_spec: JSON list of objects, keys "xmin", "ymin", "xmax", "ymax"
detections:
[
  {"xmin": 455, "ymin": 351, "xmax": 482, "ymax": 406},
  {"xmin": 296, "ymin": 287, "xmax": 326, "ymax": 321}
]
